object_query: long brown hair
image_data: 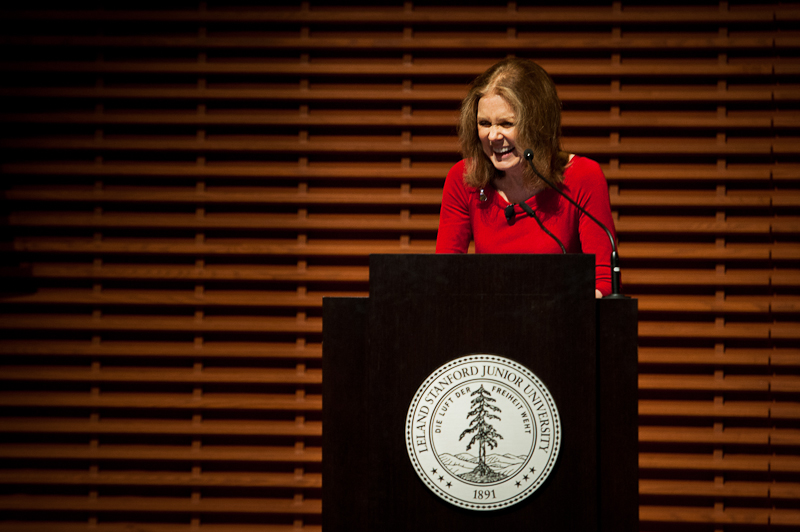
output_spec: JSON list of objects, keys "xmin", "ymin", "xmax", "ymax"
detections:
[{"xmin": 459, "ymin": 57, "xmax": 567, "ymax": 189}]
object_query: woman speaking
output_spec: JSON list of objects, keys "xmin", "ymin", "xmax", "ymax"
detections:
[{"xmin": 435, "ymin": 57, "xmax": 618, "ymax": 298}]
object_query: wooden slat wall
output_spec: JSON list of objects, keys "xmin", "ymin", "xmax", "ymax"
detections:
[{"xmin": 0, "ymin": 1, "xmax": 798, "ymax": 530}]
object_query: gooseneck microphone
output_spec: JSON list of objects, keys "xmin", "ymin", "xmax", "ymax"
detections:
[
  {"xmin": 518, "ymin": 202, "xmax": 566, "ymax": 254},
  {"xmin": 523, "ymin": 149, "xmax": 627, "ymax": 299}
]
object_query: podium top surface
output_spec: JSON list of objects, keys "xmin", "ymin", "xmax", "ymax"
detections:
[{"xmin": 369, "ymin": 254, "xmax": 595, "ymax": 299}]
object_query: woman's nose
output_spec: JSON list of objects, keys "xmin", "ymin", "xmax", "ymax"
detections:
[{"xmin": 488, "ymin": 127, "xmax": 502, "ymax": 142}]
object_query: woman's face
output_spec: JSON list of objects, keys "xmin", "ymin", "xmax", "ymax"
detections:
[{"xmin": 477, "ymin": 93, "xmax": 523, "ymax": 177}]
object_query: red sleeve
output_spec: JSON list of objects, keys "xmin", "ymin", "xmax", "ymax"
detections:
[
  {"xmin": 571, "ymin": 159, "xmax": 617, "ymax": 296},
  {"xmin": 436, "ymin": 161, "xmax": 472, "ymax": 254}
]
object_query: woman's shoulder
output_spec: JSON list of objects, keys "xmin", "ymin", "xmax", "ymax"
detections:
[
  {"xmin": 565, "ymin": 155, "xmax": 602, "ymax": 175},
  {"xmin": 563, "ymin": 156, "xmax": 606, "ymax": 189},
  {"xmin": 447, "ymin": 159, "xmax": 468, "ymax": 178},
  {"xmin": 445, "ymin": 159, "xmax": 477, "ymax": 189}
]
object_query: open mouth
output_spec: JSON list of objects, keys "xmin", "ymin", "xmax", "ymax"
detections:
[{"xmin": 493, "ymin": 146, "xmax": 514, "ymax": 158}]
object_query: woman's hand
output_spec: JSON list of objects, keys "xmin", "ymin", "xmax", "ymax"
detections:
[{"xmin": 595, "ymin": 289, "xmax": 603, "ymax": 299}]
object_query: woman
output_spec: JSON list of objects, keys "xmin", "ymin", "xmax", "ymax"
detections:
[{"xmin": 435, "ymin": 57, "xmax": 617, "ymax": 298}]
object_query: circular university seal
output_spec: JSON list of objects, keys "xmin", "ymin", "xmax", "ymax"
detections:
[{"xmin": 405, "ymin": 354, "xmax": 561, "ymax": 511}]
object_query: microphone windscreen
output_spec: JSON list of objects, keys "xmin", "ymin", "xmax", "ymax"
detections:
[{"xmin": 504, "ymin": 204, "xmax": 515, "ymax": 224}]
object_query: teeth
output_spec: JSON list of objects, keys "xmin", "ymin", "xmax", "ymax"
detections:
[{"xmin": 494, "ymin": 147, "xmax": 513, "ymax": 155}]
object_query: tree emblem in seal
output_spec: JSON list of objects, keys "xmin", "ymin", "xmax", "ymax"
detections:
[
  {"xmin": 405, "ymin": 354, "xmax": 561, "ymax": 511},
  {"xmin": 459, "ymin": 385, "xmax": 505, "ymax": 483}
]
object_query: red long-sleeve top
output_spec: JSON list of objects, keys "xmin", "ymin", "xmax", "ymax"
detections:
[{"xmin": 435, "ymin": 156, "xmax": 617, "ymax": 296}]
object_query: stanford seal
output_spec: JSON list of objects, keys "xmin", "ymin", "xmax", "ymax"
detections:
[{"xmin": 405, "ymin": 354, "xmax": 561, "ymax": 511}]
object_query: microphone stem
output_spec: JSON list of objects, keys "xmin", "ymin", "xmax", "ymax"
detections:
[
  {"xmin": 519, "ymin": 202, "xmax": 566, "ymax": 254},
  {"xmin": 523, "ymin": 151, "xmax": 626, "ymax": 298}
]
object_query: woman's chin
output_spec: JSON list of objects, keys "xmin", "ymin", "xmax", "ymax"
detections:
[{"xmin": 490, "ymin": 157, "xmax": 522, "ymax": 174}]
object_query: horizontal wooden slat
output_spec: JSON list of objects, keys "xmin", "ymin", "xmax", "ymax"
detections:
[
  {"xmin": 640, "ymin": 452, "xmax": 770, "ymax": 472},
  {"xmin": 23, "ymin": 264, "xmax": 368, "ymax": 283},
  {"xmin": 0, "ymin": 469, "xmax": 321, "ymax": 488},
  {"xmin": 0, "ymin": 35, "xmax": 775, "ymax": 51},
  {"xmin": 770, "ymin": 430, "xmax": 800, "ymax": 446},
  {"xmin": 772, "ymin": 243, "xmax": 800, "ymax": 260},
  {"xmin": 0, "ymin": 136, "xmax": 463, "ymax": 155},
  {"xmin": 639, "ymin": 426, "xmax": 769, "ymax": 445},
  {"xmin": 0, "ymin": 314, "xmax": 323, "ymax": 334},
  {"xmin": 611, "ymin": 189, "xmax": 774, "ymax": 208},
  {"xmin": 0, "ymin": 136, "xmax": 777, "ymax": 156},
  {"xmin": 771, "ymin": 509, "xmax": 800, "ymax": 527},
  {"xmin": 0, "ymin": 162, "xmax": 453, "ymax": 180},
  {"xmin": 0, "ymin": 60, "xmax": 776, "ymax": 79},
  {"xmin": 771, "ymin": 482, "xmax": 800, "ymax": 499},
  {"xmin": 10, "ymin": 237, "xmax": 783, "ymax": 261},
  {"xmin": 0, "ymin": 366, "xmax": 322, "ymax": 385},
  {"xmin": 0, "ymin": 523, "xmax": 320, "ymax": 532},
  {"xmin": 0, "ymin": 315, "xmax": 783, "ymax": 340},
  {"xmin": 770, "ymin": 456, "xmax": 800, "ymax": 473},
  {"xmin": 625, "ymin": 269, "xmax": 772, "ymax": 287},
  {"xmin": 4, "ymin": 186, "xmax": 445, "ymax": 205},
  {"xmin": 0, "ymin": 418, "xmax": 321, "ymax": 437},
  {"xmin": 9, "ymin": 366, "xmax": 800, "ymax": 393},
  {"xmin": 10, "ymin": 237, "xmax": 436, "ymax": 256},
  {"xmin": 4, "ymin": 202, "xmax": 780, "ymax": 234},
  {"xmin": 9, "ymin": 266, "xmax": 772, "ymax": 289},
  {"xmin": 771, "ymin": 350, "xmax": 800, "ymax": 367},
  {"xmin": 638, "ymin": 321, "xmax": 771, "ymax": 340},
  {"xmin": 772, "ymin": 376, "xmax": 800, "ymax": 393},
  {"xmin": 772, "ymin": 323, "xmax": 800, "ymax": 340},
  {"xmin": 639, "ymin": 505, "xmax": 770, "ymax": 525},
  {"xmin": 0, "ymin": 444, "xmax": 321, "ymax": 463},
  {"xmin": 0, "ymin": 86, "xmax": 774, "ymax": 103},
  {"xmin": 639, "ymin": 374, "xmax": 770, "ymax": 392},
  {"xmin": 4, "ymin": 213, "xmax": 791, "ymax": 239},
  {"xmin": 2, "ymin": 290, "xmax": 785, "ymax": 315},
  {"xmin": 773, "ymin": 88, "xmax": 800, "ymax": 102},
  {"xmin": 0, "ymin": 340, "xmax": 323, "ymax": 359},
  {"xmin": 0, "ymin": 392, "xmax": 322, "ymax": 412},
  {"xmin": 6, "ymin": 212, "xmax": 442, "ymax": 232},
  {"xmin": 618, "ymin": 242, "xmax": 775, "ymax": 261},
  {"xmin": 773, "ymin": 165, "xmax": 800, "ymax": 181},
  {"xmin": 0, "ymin": 6, "xmax": 777, "ymax": 24},
  {"xmin": 639, "ymin": 400, "xmax": 771, "ymax": 418},
  {"xmin": 617, "ymin": 216, "xmax": 771, "ymax": 234},
  {"xmin": 770, "ymin": 402, "xmax": 800, "ymax": 419},
  {"xmin": 639, "ymin": 479, "xmax": 770, "ymax": 498},
  {"xmin": 1, "ymin": 189, "xmax": 782, "ymax": 210},
  {"xmin": 0, "ymin": 494, "xmax": 321, "ymax": 515},
  {"xmin": 0, "ymin": 288, "xmax": 365, "ymax": 309},
  {"xmin": 0, "ymin": 162, "xmax": 774, "ymax": 182},
  {"xmin": 638, "ymin": 347, "xmax": 771, "ymax": 366},
  {"xmin": 0, "ymin": 109, "xmax": 774, "ymax": 129},
  {"xmin": 636, "ymin": 295, "xmax": 771, "ymax": 313},
  {"xmin": 773, "ymin": 271, "xmax": 800, "ymax": 287}
]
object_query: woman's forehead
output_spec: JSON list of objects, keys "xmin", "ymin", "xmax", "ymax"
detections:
[{"xmin": 477, "ymin": 94, "xmax": 514, "ymax": 118}]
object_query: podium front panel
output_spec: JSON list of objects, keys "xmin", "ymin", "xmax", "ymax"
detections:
[{"xmin": 356, "ymin": 254, "xmax": 597, "ymax": 530}]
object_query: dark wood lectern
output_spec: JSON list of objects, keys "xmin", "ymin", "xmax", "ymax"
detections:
[{"xmin": 323, "ymin": 254, "xmax": 637, "ymax": 530}]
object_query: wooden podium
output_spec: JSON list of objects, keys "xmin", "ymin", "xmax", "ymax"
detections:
[{"xmin": 323, "ymin": 254, "xmax": 637, "ymax": 530}]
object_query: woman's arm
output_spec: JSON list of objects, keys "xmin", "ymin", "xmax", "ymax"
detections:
[{"xmin": 436, "ymin": 161, "xmax": 473, "ymax": 254}]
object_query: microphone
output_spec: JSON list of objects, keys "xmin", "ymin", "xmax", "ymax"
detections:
[
  {"xmin": 523, "ymin": 149, "xmax": 627, "ymax": 299},
  {"xmin": 519, "ymin": 202, "xmax": 566, "ymax": 254},
  {"xmin": 504, "ymin": 204, "xmax": 516, "ymax": 224}
]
